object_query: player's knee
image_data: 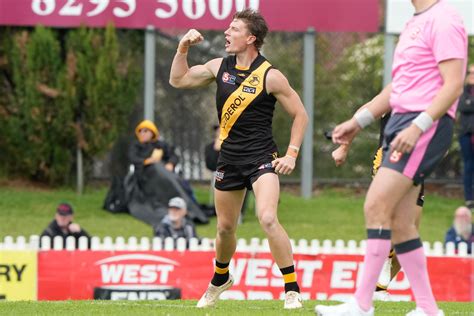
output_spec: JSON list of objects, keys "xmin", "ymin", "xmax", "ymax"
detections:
[
  {"xmin": 258, "ymin": 211, "xmax": 278, "ymax": 231},
  {"xmin": 363, "ymin": 198, "xmax": 380, "ymax": 219},
  {"xmin": 391, "ymin": 217, "xmax": 412, "ymax": 235},
  {"xmin": 363, "ymin": 198, "xmax": 390, "ymax": 226},
  {"xmin": 217, "ymin": 222, "xmax": 236, "ymax": 236}
]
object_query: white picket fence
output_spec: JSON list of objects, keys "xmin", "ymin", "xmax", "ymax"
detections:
[{"xmin": 0, "ymin": 235, "xmax": 471, "ymax": 257}]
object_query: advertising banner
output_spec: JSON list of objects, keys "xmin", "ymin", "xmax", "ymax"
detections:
[
  {"xmin": 0, "ymin": 0, "xmax": 379, "ymax": 32},
  {"xmin": 37, "ymin": 251, "xmax": 472, "ymax": 302},
  {"xmin": 0, "ymin": 250, "xmax": 37, "ymax": 301}
]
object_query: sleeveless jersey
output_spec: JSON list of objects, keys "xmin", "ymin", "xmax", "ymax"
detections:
[{"xmin": 215, "ymin": 54, "xmax": 278, "ymax": 164}]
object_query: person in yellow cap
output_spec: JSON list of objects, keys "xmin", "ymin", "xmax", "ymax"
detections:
[{"xmin": 129, "ymin": 120, "xmax": 178, "ymax": 172}]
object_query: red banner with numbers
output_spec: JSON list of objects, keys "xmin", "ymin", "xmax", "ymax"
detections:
[
  {"xmin": 37, "ymin": 251, "xmax": 472, "ymax": 302},
  {"xmin": 0, "ymin": 0, "xmax": 379, "ymax": 32}
]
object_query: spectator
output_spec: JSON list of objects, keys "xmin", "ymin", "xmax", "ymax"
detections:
[
  {"xmin": 204, "ymin": 125, "xmax": 221, "ymax": 172},
  {"xmin": 40, "ymin": 203, "xmax": 90, "ymax": 248},
  {"xmin": 153, "ymin": 197, "xmax": 199, "ymax": 247},
  {"xmin": 458, "ymin": 64, "xmax": 474, "ymax": 209},
  {"xmin": 444, "ymin": 206, "xmax": 473, "ymax": 254},
  {"xmin": 128, "ymin": 120, "xmax": 178, "ymax": 173}
]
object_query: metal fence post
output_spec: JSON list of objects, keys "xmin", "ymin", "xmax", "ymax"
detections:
[
  {"xmin": 302, "ymin": 27, "xmax": 315, "ymax": 199},
  {"xmin": 144, "ymin": 25, "xmax": 156, "ymax": 122}
]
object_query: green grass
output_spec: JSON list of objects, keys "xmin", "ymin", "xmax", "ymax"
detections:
[
  {"xmin": 0, "ymin": 300, "xmax": 472, "ymax": 315},
  {"xmin": 0, "ymin": 185, "xmax": 463, "ymax": 242}
]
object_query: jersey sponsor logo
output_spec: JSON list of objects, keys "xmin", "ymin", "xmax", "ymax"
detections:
[
  {"xmin": 221, "ymin": 95, "xmax": 246, "ymax": 127},
  {"xmin": 215, "ymin": 170, "xmax": 225, "ymax": 182},
  {"xmin": 248, "ymin": 74, "xmax": 260, "ymax": 86},
  {"xmin": 242, "ymin": 86, "xmax": 256, "ymax": 94},
  {"xmin": 258, "ymin": 162, "xmax": 273, "ymax": 170},
  {"xmin": 389, "ymin": 150, "xmax": 403, "ymax": 163},
  {"xmin": 222, "ymin": 72, "xmax": 236, "ymax": 85}
]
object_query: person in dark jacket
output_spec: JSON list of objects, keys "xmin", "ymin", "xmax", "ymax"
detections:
[
  {"xmin": 444, "ymin": 206, "xmax": 473, "ymax": 254},
  {"xmin": 40, "ymin": 203, "xmax": 90, "ymax": 248},
  {"xmin": 153, "ymin": 197, "xmax": 199, "ymax": 247},
  {"xmin": 128, "ymin": 120, "xmax": 179, "ymax": 172},
  {"xmin": 204, "ymin": 125, "xmax": 221, "ymax": 172},
  {"xmin": 458, "ymin": 64, "xmax": 474, "ymax": 209}
]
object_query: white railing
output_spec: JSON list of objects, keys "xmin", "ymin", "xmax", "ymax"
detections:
[{"xmin": 0, "ymin": 235, "xmax": 471, "ymax": 257}]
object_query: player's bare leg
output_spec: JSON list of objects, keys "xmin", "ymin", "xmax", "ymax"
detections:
[
  {"xmin": 197, "ymin": 189, "xmax": 245, "ymax": 308},
  {"xmin": 253, "ymin": 173, "xmax": 302, "ymax": 309}
]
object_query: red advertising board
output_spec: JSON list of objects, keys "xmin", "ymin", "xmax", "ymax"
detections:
[
  {"xmin": 0, "ymin": 0, "xmax": 379, "ymax": 32},
  {"xmin": 38, "ymin": 251, "xmax": 472, "ymax": 302}
]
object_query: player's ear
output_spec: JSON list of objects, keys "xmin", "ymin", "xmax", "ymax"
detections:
[{"xmin": 247, "ymin": 35, "xmax": 256, "ymax": 46}]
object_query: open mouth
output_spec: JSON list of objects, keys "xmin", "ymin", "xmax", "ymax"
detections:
[{"xmin": 225, "ymin": 39, "xmax": 230, "ymax": 48}]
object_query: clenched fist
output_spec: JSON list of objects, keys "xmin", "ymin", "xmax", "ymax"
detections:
[{"xmin": 179, "ymin": 29, "xmax": 204, "ymax": 48}]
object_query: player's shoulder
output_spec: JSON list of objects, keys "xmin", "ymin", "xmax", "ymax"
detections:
[
  {"xmin": 429, "ymin": 2, "xmax": 465, "ymax": 28},
  {"xmin": 266, "ymin": 68, "xmax": 290, "ymax": 93},
  {"xmin": 205, "ymin": 57, "xmax": 224, "ymax": 77}
]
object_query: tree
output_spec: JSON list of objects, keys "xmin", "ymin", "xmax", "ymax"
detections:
[{"xmin": 0, "ymin": 25, "xmax": 141, "ymax": 185}]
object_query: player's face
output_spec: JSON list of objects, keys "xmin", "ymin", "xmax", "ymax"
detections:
[{"xmin": 224, "ymin": 19, "xmax": 256, "ymax": 53}]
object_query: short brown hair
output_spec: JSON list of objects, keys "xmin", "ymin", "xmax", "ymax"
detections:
[{"xmin": 233, "ymin": 9, "xmax": 268, "ymax": 50}]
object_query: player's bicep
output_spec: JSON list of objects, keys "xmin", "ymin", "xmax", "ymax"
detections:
[
  {"xmin": 181, "ymin": 64, "xmax": 214, "ymax": 87},
  {"xmin": 178, "ymin": 58, "xmax": 221, "ymax": 88},
  {"xmin": 438, "ymin": 58, "xmax": 465, "ymax": 89},
  {"xmin": 267, "ymin": 70, "xmax": 304, "ymax": 117}
]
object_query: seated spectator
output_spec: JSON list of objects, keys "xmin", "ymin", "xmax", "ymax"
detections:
[
  {"xmin": 204, "ymin": 124, "xmax": 221, "ymax": 172},
  {"xmin": 129, "ymin": 120, "xmax": 178, "ymax": 172},
  {"xmin": 444, "ymin": 206, "xmax": 473, "ymax": 254},
  {"xmin": 40, "ymin": 203, "xmax": 90, "ymax": 248},
  {"xmin": 153, "ymin": 197, "xmax": 199, "ymax": 247}
]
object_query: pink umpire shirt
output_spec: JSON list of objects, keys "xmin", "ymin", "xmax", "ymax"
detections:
[{"xmin": 390, "ymin": 0, "xmax": 468, "ymax": 118}]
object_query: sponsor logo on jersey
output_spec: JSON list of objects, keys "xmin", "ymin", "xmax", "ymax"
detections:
[
  {"xmin": 242, "ymin": 86, "xmax": 256, "ymax": 94},
  {"xmin": 221, "ymin": 95, "xmax": 246, "ymax": 127},
  {"xmin": 389, "ymin": 150, "xmax": 403, "ymax": 163},
  {"xmin": 248, "ymin": 74, "xmax": 260, "ymax": 86},
  {"xmin": 215, "ymin": 170, "xmax": 225, "ymax": 181},
  {"xmin": 258, "ymin": 162, "xmax": 273, "ymax": 170},
  {"xmin": 222, "ymin": 72, "xmax": 236, "ymax": 85}
]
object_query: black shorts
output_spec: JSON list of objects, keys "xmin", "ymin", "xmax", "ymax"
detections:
[
  {"xmin": 381, "ymin": 113, "xmax": 453, "ymax": 185},
  {"xmin": 372, "ymin": 146, "xmax": 425, "ymax": 207},
  {"xmin": 214, "ymin": 158, "xmax": 276, "ymax": 191}
]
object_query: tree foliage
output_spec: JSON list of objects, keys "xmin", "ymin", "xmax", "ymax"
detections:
[{"xmin": 0, "ymin": 25, "xmax": 140, "ymax": 184}]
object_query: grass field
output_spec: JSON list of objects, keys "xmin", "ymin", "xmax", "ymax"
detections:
[
  {"xmin": 0, "ymin": 300, "xmax": 472, "ymax": 315},
  {"xmin": 0, "ymin": 184, "xmax": 462, "ymax": 242}
]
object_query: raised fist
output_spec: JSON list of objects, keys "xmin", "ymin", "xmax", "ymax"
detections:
[{"xmin": 180, "ymin": 29, "xmax": 204, "ymax": 47}]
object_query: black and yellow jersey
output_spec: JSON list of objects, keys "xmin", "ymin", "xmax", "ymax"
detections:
[{"xmin": 215, "ymin": 54, "xmax": 278, "ymax": 164}]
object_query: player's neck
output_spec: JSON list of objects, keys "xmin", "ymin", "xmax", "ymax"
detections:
[
  {"xmin": 235, "ymin": 48, "xmax": 259, "ymax": 69},
  {"xmin": 412, "ymin": 0, "xmax": 438, "ymax": 14}
]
